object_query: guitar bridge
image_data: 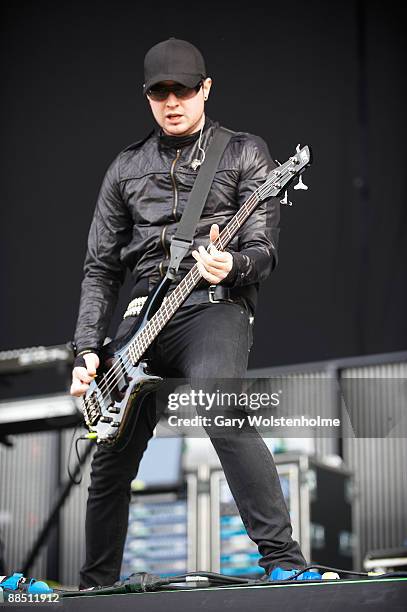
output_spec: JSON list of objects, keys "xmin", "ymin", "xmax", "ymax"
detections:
[{"xmin": 82, "ymin": 393, "xmax": 101, "ymax": 426}]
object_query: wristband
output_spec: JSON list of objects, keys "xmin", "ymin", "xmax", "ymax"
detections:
[
  {"xmin": 73, "ymin": 355, "xmax": 87, "ymax": 369},
  {"xmin": 73, "ymin": 350, "xmax": 97, "ymax": 369},
  {"xmin": 77, "ymin": 349, "xmax": 96, "ymax": 357}
]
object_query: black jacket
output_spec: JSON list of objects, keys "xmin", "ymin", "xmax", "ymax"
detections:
[{"xmin": 73, "ymin": 117, "xmax": 280, "ymax": 353}]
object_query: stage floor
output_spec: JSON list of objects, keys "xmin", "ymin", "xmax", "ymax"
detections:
[{"xmin": 56, "ymin": 577, "xmax": 407, "ymax": 611}]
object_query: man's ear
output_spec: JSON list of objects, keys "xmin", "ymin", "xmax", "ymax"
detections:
[{"xmin": 203, "ymin": 77, "xmax": 212, "ymax": 100}]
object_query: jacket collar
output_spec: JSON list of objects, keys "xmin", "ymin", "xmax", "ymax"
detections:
[{"xmin": 158, "ymin": 116, "xmax": 214, "ymax": 149}]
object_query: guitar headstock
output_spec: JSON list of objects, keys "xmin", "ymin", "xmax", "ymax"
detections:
[{"xmin": 258, "ymin": 144, "xmax": 313, "ymax": 205}]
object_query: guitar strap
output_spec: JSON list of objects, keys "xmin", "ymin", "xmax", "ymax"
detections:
[{"xmin": 166, "ymin": 126, "xmax": 233, "ymax": 281}]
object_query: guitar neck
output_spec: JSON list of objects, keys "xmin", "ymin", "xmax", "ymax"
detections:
[{"xmin": 126, "ymin": 190, "xmax": 262, "ymax": 364}]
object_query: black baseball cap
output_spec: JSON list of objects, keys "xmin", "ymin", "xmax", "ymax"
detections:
[{"xmin": 143, "ymin": 38, "xmax": 207, "ymax": 93}]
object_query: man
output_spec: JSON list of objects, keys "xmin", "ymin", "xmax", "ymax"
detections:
[{"xmin": 71, "ymin": 38, "xmax": 311, "ymax": 587}]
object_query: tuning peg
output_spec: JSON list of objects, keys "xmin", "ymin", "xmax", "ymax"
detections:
[
  {"xmin": 280, "ymin": 190, "xmax": 292, "ymax": 206},
  {"xmin": 275, "ymin": 159, "xmax": 282, "ymax": 166},
  {"xmin": 296, "ymin": 143, "xmax": 302, "ymax": 153},
  {"xmin": 293, "ymin": 175, "xmax": 308, "ymax": 190}
]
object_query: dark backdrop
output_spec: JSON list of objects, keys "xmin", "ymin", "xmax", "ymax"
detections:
[{"xmin": 1, "ymin": 0, "xmax": 406, "ymax": 375}]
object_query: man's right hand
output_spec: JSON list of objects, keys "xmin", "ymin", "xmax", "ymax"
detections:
[{"xmin": 70, "ymin": 353, "xmax": 100, "ymax": 397}]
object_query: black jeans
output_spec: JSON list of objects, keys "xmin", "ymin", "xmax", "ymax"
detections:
[{"xmin": 79, "ymin": 302, "xmax": 305, "ymax": 587}]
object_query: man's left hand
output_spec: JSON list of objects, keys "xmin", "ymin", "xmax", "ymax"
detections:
[{"xmin": 192, "ymin": 224, "xmax": 233, "ymax": 284}]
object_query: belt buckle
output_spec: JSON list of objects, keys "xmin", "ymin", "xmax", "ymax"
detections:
[{"xmin": 208, "ymin": 285, "xmax": 221, "ymax": 303}]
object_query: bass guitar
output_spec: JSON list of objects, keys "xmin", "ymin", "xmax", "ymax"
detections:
[{"xmin": 81, "ymin": 144, "xmax": 312, "ymax": 449}]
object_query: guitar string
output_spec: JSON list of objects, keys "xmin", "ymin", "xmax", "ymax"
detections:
[
  {"xmin": 85, "ymin": 164, "xmax": 295, "ymax": 407},
  {"xmin": 89, "ymin": 264, "xmax": 202, "ymax": 400},
  {"xmin": 85, "ymin": 164, "xmax": 294, "ymax": 406},
  {"xmin": 85, "ymin": 163, "xmax": 296, "ymax": 407},
  {"xmin": 91, "ymin": 187, "xmax": 263, "ymax": 400},
  {"xmin": 89, "ymin": 189, "xmax": 261, "ymax": 399}
]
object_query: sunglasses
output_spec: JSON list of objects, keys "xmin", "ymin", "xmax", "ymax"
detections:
[{"xmin": 146, "ymin": 81, "xmax": 203, "ymax": 102}]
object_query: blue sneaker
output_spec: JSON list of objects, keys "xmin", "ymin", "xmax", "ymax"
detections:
[
  {"xmin": 269, "ymin": 567, "xmax": 322, "ymax": 581},
  {"xmin": 296, "ymin": 570, "xmax": 322, "ymax": 581},
  {"xmin": 27, "ymin": 579, "xmax": 53, "ymax": 594},
  {"xmin": 0, "ymin": 573, "xmax": 25, "ymax": 590},
  {"xmin": 0, "ymin": 573, "xmax": 53, "ymax": 594}
]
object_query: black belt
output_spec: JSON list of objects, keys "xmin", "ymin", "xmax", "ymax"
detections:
[
  {"xmin": 176, "ymin": 285, "xmax": 237, "ymax": 307},
  {"xmin": 130, "ymin": 279, "xmax": 249, "ymax": 312}
]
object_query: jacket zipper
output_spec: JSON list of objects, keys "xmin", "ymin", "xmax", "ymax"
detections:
[
  {"xmin": 159, "ymin": 225, "xmax": 169, "ymax": 277},
  {"xmin": 159, "ymin": 148, "xmax": 181, "ymax": 277},
  {"xmin": 171, "ymin": 149, "xmax": 181, "ymax": 220}
]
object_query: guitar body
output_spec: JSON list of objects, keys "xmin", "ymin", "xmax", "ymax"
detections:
[
  {"xmin": 87, "ymin": 358, "xmax": 162, "ymax": 452},
  {"xmin": 82, "ymin": 278, "xmax": 171, "ymax": 450}
]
